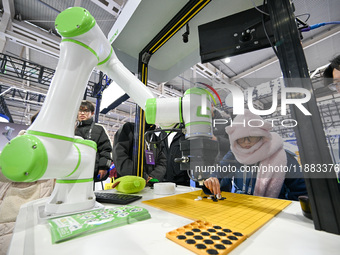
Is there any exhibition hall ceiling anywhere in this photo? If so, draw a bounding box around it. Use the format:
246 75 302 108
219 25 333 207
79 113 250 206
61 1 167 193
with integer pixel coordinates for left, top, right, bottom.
0 0 339 136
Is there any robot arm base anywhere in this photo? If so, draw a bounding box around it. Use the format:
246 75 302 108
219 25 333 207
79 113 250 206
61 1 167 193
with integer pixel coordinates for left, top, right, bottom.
43 181 96 216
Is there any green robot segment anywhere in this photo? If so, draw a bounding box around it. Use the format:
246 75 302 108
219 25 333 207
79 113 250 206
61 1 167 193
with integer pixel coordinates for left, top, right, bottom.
55 7 96 37
0 135 48 182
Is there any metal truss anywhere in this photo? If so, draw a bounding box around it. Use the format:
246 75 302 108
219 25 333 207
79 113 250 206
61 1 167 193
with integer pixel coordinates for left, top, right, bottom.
0 53 97 96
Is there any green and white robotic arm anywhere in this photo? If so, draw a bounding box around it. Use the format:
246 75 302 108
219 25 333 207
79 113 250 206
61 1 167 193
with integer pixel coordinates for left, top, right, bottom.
0 7 217 216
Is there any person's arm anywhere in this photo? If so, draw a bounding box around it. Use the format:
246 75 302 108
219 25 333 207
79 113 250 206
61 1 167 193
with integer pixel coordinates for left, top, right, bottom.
96 126 113 179
283 152 308 200
147 147 167 181
283 178 307 201
112 124 135 177
203 150 237 195
215 151 237 179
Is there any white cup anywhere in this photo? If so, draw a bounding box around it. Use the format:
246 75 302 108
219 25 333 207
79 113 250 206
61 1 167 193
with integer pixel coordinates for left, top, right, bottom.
154 182 176 195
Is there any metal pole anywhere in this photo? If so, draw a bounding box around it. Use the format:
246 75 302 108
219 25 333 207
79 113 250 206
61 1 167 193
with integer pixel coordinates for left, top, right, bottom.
267 0 340 234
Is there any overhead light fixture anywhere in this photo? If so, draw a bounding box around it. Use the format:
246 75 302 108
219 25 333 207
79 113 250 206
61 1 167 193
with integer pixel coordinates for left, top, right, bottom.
0 113 10 123
224 57 231 63
100 82 126 112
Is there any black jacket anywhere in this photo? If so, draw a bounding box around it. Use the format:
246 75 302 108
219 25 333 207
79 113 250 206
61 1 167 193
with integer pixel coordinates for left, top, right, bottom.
162 132 190 186
75 118 112 181
112 122 166 181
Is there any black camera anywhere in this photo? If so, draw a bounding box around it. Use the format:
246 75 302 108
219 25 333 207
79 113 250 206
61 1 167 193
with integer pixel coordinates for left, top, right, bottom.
182 32 189 43
182 23 190 43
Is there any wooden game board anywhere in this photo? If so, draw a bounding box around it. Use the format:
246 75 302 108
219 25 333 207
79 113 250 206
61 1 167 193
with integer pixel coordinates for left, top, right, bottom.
143 190 291 236
166 220 247 255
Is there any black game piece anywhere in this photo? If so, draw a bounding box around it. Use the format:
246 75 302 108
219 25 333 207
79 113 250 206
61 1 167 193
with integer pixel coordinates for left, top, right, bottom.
233 232 243 236
204 239 214 245
207 249 218 254
228 236 238 240
211 235 221 240
196 244 207 249
215 244 226 249
186 239 196 244
221 240 233 245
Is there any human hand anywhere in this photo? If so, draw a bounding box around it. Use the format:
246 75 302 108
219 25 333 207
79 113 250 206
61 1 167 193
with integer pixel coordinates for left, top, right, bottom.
97 170 107 180
211 135 217 141
203 177 221 196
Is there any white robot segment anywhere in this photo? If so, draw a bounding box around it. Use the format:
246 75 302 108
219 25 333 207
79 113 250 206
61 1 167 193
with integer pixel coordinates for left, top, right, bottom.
145 88 214 139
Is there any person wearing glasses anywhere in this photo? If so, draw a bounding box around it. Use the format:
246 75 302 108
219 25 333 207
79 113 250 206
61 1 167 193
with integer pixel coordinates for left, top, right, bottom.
75 100 112 184
203 110 307 201
324 55 340 92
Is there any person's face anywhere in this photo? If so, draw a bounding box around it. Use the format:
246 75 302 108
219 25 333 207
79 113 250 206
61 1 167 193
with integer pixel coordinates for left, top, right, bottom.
330 69 340 93
78 107 93 121
236 136 262 149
